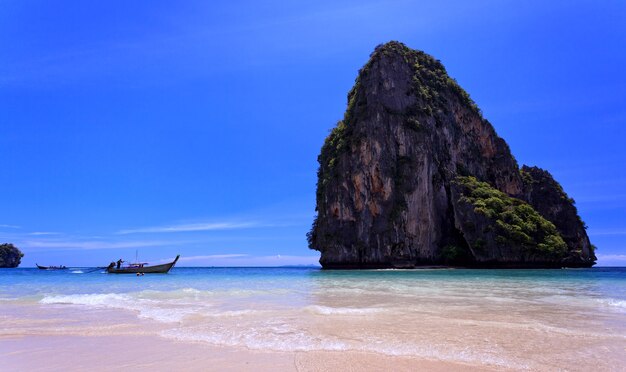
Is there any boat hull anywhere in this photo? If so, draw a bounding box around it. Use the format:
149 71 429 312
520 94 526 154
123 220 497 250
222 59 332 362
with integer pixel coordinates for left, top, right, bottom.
36 264 68 270
106 255 179 274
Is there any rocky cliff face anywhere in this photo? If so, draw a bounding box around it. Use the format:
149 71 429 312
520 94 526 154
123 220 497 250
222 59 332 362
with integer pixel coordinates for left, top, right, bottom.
0 243 24 268
308 41 595 268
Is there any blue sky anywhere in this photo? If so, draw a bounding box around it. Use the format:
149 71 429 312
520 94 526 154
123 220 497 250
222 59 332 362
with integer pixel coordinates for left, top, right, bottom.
1 0 625 266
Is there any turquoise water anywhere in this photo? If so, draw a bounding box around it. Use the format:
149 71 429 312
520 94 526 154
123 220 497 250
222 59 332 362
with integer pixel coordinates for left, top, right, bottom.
2 267 625 369
2 267 625 310
2 266 625 295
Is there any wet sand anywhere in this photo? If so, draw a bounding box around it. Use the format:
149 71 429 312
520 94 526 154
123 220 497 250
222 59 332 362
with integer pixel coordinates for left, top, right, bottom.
1 335 496 372
0 304 494 371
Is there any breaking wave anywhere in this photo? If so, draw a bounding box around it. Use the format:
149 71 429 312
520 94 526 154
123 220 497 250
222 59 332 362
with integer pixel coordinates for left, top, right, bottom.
39 293 195 323
598 298 626 312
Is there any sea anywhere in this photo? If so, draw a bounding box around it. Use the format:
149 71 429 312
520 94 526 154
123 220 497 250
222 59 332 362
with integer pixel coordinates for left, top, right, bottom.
1 267 625 370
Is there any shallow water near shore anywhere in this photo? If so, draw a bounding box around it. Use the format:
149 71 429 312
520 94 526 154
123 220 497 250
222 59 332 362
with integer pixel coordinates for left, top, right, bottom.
1 267 625 370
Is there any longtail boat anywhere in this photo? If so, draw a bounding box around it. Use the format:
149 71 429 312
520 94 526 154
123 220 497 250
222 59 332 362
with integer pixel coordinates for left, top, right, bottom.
36 264 68 270
106 255 180 274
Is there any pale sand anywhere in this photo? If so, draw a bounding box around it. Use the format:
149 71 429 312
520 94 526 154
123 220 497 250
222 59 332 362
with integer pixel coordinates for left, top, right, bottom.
0 304 495 371
0 334 496 372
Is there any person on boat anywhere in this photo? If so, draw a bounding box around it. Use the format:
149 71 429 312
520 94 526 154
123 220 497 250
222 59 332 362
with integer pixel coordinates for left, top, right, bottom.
116 259 124 269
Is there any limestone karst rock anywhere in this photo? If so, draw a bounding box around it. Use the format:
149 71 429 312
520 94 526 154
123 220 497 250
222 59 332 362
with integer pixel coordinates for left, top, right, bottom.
308 41 595 268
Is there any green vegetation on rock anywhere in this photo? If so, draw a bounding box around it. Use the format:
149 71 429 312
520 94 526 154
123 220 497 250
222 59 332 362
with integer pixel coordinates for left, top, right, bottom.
373 41 483 125
316 76 363 198
366 42 477 116
454 176 567 257
520 167 575 204
441 244 473 264
317 121 347 186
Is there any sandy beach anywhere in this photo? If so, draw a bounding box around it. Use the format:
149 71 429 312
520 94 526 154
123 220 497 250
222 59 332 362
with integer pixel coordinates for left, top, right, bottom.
0 303 493 372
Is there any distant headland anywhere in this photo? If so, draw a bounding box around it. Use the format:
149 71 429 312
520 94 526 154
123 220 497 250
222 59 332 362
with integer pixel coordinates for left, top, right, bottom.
0 243 23 268
308 41 596 269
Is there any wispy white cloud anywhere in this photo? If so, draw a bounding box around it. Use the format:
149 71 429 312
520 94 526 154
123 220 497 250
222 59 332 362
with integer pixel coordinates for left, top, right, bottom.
0 224 20 229
246 255 321 266
587 229 626 236
117 221 259 234
28 232 62 236
164 253 320 267
20 239 175 250
596 254 626 261
596 254 626 266
575 193 626 203
171 254 249 263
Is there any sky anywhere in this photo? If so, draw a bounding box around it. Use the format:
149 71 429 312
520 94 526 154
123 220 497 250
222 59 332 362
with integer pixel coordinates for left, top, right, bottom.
1 0 625 267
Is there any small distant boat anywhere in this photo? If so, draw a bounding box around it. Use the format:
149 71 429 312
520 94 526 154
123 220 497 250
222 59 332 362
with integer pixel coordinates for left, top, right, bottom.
106 255 180 274
36 264 68 270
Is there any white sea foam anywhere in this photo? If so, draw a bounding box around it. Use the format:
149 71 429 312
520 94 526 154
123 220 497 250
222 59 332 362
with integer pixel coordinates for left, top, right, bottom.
598 298 626 312
160 327 526 369
161 327 348 352
136 307 195 323
39 293 194 323
38 290 271 323
305 305 383 315
181 288 201 294
40 293 129 306
136 287 293 300
71 270 84 274
204 309 259 317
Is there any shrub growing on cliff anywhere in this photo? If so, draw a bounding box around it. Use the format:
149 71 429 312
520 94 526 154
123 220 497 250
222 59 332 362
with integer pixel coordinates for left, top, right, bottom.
316 120 347 195
454 176 567 257
441 244 473 264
